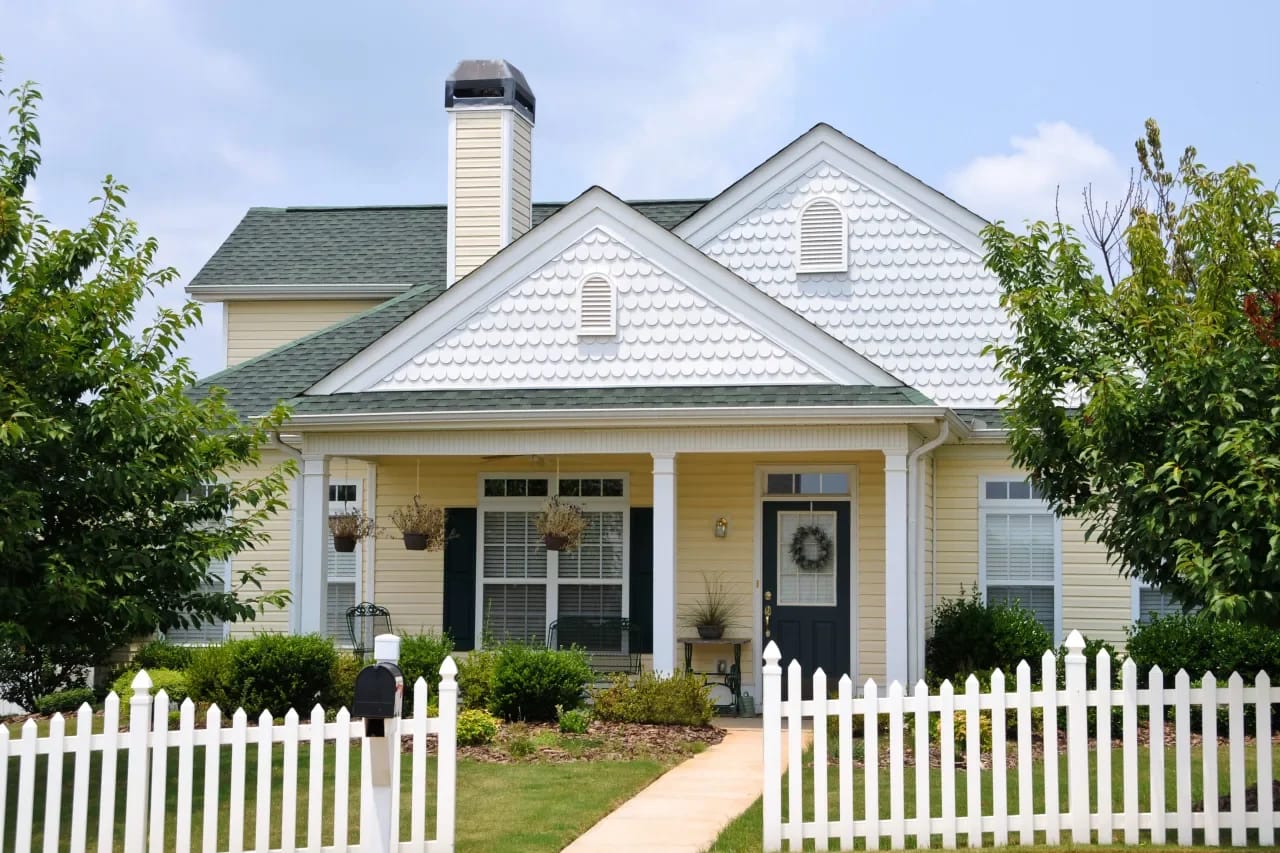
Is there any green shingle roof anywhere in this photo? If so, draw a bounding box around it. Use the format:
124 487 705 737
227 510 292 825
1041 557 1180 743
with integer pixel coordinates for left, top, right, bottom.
189 199 709 416
289 385 936 418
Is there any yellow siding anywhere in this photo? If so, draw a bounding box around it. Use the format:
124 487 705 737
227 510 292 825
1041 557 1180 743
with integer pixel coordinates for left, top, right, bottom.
454 111 504 279
226 450 294 636
511 115 533 239
932 444 1130 647
224 300 381 366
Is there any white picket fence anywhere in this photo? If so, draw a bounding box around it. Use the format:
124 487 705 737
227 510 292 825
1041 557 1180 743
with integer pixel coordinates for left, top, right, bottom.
762 631 1280 851
1 660 458 853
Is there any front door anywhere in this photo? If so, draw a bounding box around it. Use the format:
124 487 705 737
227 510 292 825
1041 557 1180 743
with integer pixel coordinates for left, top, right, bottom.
762 501 851 699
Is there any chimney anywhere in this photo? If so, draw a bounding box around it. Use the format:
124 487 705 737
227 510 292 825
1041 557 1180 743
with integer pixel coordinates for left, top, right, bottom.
445 59 535 285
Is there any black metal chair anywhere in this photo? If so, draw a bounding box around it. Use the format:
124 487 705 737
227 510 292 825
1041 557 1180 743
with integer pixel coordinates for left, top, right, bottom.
345 601 392 660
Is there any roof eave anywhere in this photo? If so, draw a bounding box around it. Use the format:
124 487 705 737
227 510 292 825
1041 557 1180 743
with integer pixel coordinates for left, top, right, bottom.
185 282 414 303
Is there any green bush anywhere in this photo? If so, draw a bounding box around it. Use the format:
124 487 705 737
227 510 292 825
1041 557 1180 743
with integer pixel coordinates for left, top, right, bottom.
457 648 499 711
185 644 236 710
111 668 190 720
591 671 714 726
926 587 1053 684
1125 613 1280 685
557 705 591 734
326 653 362 711
456 708 500 746
1055 636 1119 689
398 632 454 692
35 687 97 715
490 645 592 722
134 639 195 672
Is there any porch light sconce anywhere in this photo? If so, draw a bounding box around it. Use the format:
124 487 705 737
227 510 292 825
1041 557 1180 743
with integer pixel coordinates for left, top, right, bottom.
714 517 729 538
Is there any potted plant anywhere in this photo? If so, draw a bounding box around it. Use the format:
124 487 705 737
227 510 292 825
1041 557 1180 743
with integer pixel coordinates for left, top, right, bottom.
534 496 588 551
328 508 376 553
390 496 446 551
682 574 741 639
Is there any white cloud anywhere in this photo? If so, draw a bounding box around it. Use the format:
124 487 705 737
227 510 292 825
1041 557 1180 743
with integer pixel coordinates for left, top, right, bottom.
945 122 1128 229
587 23 815 197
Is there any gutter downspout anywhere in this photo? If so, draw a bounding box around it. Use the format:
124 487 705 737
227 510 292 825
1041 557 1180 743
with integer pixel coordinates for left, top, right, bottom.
906 420 949 683
269 432 305 634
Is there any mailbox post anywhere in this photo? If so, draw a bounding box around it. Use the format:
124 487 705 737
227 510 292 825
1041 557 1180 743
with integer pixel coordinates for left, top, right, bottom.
354 633 403 853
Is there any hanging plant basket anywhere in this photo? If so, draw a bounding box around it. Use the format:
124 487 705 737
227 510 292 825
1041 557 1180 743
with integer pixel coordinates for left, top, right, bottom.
543 533 570 551
391 496 446 552
333 534 357 553
402 532 429 551
535 496 588 553
329 508 375 554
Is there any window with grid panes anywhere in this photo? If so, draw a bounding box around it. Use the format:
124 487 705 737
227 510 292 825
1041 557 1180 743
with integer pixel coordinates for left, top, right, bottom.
166 484 230 644
981 478 1059 639
327 482 361 643
478 476 628 646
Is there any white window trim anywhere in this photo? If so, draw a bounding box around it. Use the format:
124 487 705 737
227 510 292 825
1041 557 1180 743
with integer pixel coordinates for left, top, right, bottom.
977 475 1063 643
795 196 849 274
474 472 630 649
576 274 617 338
327 477 363 647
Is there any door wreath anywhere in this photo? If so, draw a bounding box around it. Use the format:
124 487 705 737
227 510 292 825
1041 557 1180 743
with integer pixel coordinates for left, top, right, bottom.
788 524 833 571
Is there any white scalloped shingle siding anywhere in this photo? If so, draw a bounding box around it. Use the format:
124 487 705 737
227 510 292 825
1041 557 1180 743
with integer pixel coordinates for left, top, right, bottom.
372 228 827 390
700 163 1011 406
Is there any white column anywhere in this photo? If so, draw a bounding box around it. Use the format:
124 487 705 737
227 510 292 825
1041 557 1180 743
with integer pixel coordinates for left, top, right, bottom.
884 452 909 687
651 452 677 675
298 454 330 635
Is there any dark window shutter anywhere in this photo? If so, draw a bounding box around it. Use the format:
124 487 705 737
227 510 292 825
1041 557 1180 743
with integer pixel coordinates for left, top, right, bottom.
443 508 477 651
628 508 654 653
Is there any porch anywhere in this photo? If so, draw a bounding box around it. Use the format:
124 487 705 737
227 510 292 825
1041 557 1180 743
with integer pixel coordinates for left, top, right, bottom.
290 423 939 701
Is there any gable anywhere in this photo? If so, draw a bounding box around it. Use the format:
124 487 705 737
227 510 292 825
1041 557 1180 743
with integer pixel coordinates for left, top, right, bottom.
678 126 1010 407
369 228 825 390
313 189 901 396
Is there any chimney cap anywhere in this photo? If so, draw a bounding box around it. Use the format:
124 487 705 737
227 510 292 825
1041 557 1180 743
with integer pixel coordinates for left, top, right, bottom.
445 59 535 121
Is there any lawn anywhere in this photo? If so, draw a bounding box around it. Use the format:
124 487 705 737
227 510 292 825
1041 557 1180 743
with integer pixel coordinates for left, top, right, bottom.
2 717 669 853
708 740 1280 852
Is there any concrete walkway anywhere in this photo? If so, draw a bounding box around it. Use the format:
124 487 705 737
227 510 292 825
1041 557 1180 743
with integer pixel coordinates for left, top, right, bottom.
562 718 783 853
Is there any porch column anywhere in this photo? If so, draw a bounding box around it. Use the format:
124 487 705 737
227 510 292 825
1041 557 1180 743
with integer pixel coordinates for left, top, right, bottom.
884 452 909 687
652 452 677 675
297 454 330 635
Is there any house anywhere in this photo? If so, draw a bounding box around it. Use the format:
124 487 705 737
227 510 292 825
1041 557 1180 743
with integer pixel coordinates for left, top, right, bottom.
182 59 1167 701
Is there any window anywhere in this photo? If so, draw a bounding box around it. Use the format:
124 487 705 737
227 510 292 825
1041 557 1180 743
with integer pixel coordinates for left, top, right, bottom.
796 198 848 273
166 483 230 645
980 477 1060 640
327 481 361 643
1132 580 1193 623
478 475 628 646
577 275 616 337
764 472 850 496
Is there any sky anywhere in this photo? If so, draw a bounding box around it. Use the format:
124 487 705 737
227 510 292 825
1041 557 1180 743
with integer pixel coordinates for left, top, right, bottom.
2 0 1277 379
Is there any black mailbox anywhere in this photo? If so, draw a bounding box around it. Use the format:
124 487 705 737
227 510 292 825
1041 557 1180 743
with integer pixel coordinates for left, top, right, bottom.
354 661 403 737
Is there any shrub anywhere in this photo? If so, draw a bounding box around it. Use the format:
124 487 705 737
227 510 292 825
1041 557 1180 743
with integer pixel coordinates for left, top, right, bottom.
457 648 499 710
111 668 190 720
456 709 499 746
398 632 454 692
490 645 592 722
926 587 1052 684
134 639 195 672
557 705 591 734
35 687 97 715
326 653 362 711
1125 613 1280 685
185 644 236 710
226 634 337 716
591 671 714 726
1055 636 1119 689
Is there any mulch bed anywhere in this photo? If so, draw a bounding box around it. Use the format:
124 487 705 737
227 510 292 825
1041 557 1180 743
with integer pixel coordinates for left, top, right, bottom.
401 720 725 764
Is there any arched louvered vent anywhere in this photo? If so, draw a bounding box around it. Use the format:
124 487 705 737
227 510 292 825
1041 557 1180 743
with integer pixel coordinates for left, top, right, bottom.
797 198 848 273
577 275 616 337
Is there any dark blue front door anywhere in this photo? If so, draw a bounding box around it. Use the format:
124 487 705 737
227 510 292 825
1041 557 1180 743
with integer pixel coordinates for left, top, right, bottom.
762 501 851 699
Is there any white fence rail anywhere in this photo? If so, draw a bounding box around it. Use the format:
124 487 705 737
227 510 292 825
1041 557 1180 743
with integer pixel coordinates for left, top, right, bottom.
763 631 1279 851
1 659 458 853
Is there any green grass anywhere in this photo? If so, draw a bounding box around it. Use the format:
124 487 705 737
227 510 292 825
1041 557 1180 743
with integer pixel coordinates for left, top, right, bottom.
708 741 1280 852
2 726 668 853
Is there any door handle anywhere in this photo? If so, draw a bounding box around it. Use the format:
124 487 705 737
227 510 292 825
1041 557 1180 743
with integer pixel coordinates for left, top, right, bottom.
763 605 772 638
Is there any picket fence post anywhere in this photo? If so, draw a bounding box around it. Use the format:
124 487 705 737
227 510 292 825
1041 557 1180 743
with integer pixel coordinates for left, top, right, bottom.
1063 630 1090 844
761 641 782 852
122 669 153 853
438 655 459 849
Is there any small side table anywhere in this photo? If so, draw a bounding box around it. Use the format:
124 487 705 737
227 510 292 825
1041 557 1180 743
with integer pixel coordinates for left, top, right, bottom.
678 636 752 715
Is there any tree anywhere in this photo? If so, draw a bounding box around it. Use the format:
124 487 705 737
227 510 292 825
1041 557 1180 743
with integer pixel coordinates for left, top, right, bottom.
0 62 294 707
983 120 1280 627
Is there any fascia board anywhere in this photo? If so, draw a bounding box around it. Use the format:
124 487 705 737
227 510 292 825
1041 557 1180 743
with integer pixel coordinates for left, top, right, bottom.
286 404 953 430
675 125 990 256
185 283 412 302
310 188 899 394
